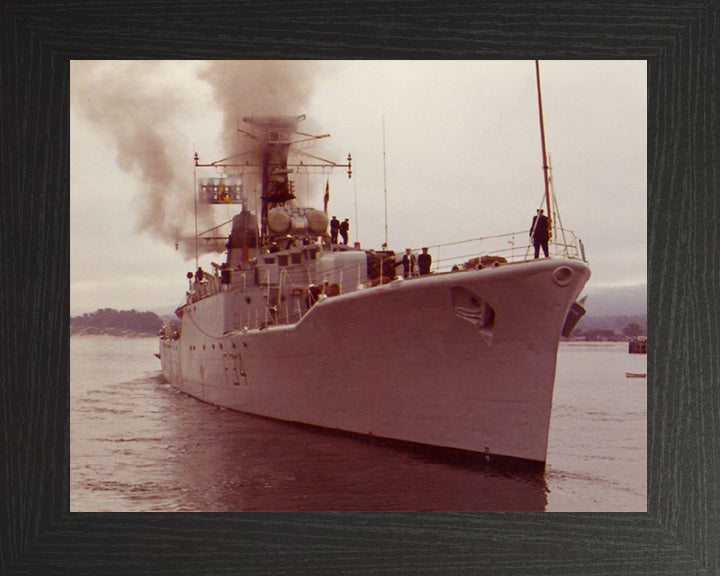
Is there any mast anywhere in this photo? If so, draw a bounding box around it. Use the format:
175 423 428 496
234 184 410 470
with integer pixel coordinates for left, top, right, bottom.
193 151 199 269
535 60 552 238
382 116 388 248
353 174 359 244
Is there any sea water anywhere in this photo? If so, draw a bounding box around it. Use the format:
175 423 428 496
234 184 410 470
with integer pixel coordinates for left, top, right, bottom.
70 337 646 512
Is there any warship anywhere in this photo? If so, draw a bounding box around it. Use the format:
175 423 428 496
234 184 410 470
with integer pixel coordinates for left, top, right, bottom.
159 68 590 465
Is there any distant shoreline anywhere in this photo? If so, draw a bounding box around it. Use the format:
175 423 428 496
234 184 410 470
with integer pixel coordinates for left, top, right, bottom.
70 327 157 338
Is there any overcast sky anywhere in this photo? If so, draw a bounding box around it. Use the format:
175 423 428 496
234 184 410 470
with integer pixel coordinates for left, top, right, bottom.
70 60 646 315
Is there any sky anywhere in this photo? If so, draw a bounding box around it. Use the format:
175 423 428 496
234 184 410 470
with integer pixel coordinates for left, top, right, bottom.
70 60 646 316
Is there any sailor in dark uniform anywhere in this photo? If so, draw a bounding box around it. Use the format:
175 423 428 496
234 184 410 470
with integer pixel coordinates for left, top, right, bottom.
339 218 350 245
530 209 550 258
401 248 416 278
417 247 432 275
330 216 340 244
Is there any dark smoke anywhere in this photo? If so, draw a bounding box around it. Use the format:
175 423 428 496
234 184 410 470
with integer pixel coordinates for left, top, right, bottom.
71 61 322 259
198 61 323 216
199 60 319 155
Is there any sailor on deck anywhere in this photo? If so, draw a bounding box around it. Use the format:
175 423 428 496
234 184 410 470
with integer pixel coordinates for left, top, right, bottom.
530 209 549 259
339 218 350 245
330 216 340 244
418 247 432 275
401 248 416 278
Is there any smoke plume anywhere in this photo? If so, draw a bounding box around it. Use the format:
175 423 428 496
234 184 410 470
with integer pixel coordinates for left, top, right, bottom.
71 61 321 259
200 60 319 155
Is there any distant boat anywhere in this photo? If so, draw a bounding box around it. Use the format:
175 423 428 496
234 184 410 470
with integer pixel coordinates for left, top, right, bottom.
628 337 647 354
158 64 591 466
625 372 647 379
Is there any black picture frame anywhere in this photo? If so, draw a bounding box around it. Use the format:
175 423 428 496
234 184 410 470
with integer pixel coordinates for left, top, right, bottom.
2 1 717 574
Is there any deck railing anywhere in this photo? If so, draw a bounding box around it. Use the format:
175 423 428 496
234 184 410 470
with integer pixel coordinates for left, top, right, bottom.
179 227 586 329
309 227 585 282
430 227 585 273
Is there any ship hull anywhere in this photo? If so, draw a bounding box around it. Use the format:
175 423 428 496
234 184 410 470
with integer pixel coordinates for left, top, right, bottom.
160 258 589 463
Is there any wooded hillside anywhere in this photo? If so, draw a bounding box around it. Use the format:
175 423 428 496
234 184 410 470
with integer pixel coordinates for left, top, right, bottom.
70 308 162 335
